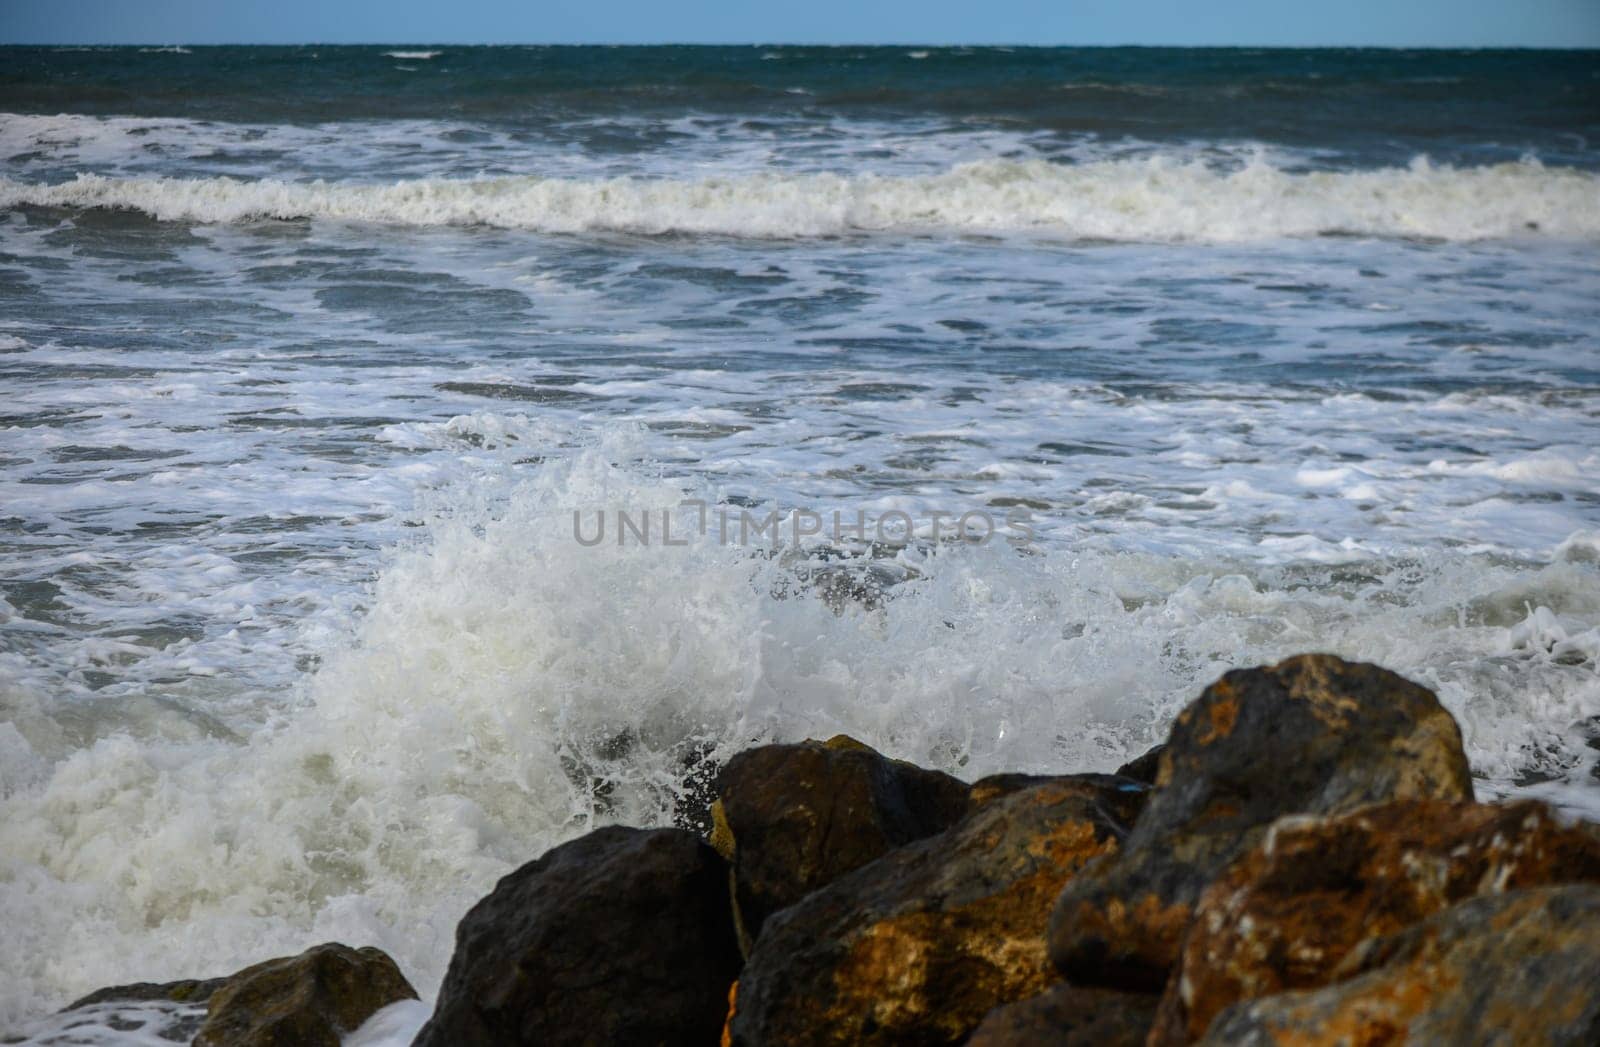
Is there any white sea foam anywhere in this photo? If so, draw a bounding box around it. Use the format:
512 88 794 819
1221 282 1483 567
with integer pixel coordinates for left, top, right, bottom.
382 50 441 59
4 156 1597 241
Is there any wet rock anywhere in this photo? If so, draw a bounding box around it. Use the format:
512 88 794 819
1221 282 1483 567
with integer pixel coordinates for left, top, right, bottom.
192 943 417 1047
711 735 970 950
1152 798 1600 1043
53 978 227 1044
415 826 741 1047
969 772 1092 808
671 738 724 836
726 775 1147 1046
966 983 1157 1047
1049 654 1472 990
64 978 227 1010
1199 885 1600 1046
1115 742 1166 785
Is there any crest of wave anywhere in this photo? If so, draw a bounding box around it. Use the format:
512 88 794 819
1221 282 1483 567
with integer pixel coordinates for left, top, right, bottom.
3 155 1597 241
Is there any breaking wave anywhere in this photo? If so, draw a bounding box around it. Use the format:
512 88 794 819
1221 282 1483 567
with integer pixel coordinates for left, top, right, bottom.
5 157 1598 241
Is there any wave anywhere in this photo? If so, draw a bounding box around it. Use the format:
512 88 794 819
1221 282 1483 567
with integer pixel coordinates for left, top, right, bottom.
4 157 1597 241
383 50 441 59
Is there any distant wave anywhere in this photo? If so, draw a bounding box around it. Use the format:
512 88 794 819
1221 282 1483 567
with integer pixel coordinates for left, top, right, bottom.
4 158 1597 242
383 50 441 59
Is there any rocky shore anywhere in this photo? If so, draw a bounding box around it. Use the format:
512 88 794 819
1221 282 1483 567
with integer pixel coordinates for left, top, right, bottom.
52 654 1600 1045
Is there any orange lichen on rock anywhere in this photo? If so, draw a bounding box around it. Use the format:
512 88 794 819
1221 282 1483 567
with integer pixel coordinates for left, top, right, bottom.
1050 654 1473 991
1153 798 1600 1042
1197 886 1600 1046
727 775 1146 1046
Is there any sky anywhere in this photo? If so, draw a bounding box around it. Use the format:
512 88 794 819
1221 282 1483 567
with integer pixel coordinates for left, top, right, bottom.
2 0 1598 47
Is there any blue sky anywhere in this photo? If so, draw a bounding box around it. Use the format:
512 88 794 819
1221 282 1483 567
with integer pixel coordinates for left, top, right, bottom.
2 0 1598 47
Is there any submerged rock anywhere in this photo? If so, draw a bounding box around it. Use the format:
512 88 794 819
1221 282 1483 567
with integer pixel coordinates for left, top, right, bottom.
711 735 970 951
415 826 741 1047
1049 654 1472 990
966 983 1157 1047
1199 885 1600 1046
1152 798 1600 1043
53 978 227 1044
54 945 412 1047
727 774 1147 1046
192 943 416 1047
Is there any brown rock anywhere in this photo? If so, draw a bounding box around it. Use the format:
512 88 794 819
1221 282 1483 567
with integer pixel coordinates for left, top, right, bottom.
712 734 971 951
726 774 1148 1046
1152 799 1600 1043
64 978 227 1009
967 983 1157 1046
1198 885 1600 1045
1049 654 1472 991
192 943 417 1047
967 772 1071 807
414 826 742 1047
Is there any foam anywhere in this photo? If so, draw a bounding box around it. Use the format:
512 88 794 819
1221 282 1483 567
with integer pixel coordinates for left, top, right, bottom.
4 156 1597 241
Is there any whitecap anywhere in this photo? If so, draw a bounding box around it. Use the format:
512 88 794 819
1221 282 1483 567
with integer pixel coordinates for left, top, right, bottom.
4 156 1596 243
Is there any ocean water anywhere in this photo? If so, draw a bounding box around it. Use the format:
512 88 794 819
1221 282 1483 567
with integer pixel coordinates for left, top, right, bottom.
1 45 1599 1040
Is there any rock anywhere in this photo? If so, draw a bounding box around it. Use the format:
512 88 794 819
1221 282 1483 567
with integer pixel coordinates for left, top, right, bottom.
64 977 227 1010
671 738 724 836
967 772 1069 807
726 774 1148 1046
1115 742 1166 785
55 978 228 1044
52 947 411 1047
1152 798 1600 1043
192 943 417 1047
711 735 970 951
414 826 742 1047
1198 885 1600 1046
1049 654 1472 990
967 983 1158 1046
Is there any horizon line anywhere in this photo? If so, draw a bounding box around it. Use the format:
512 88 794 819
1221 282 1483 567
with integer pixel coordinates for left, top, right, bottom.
6 40 1600 50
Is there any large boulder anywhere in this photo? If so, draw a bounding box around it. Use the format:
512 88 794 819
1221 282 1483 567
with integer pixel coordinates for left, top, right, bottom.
711 735 970 951
1199 885 1600 1045
966 983 1158 1047
414 826 742 1047
1151 798 1600 1043
726 774 1148 1046
192 943 417 1047
1049 654 1472 990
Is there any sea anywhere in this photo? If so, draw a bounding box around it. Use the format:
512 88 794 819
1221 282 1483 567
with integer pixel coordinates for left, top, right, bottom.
1 44 1598 1041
